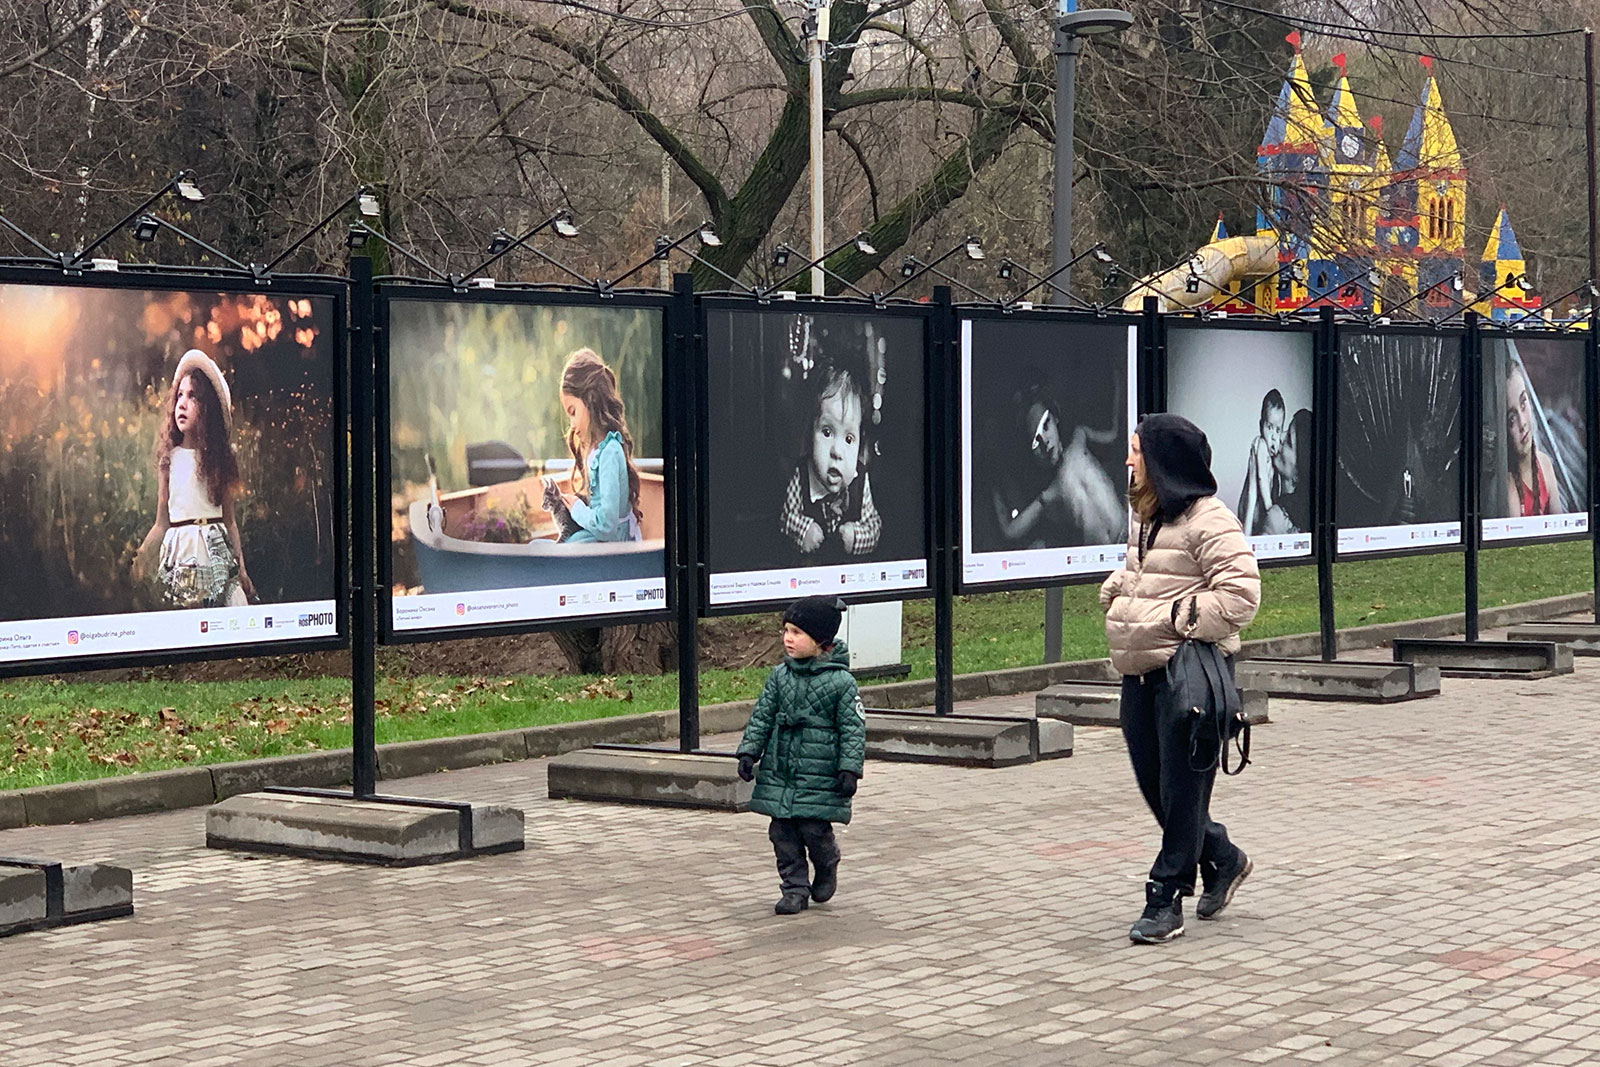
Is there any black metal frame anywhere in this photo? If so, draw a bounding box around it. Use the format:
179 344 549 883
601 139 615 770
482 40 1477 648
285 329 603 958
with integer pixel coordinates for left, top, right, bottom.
1329 319 1472 564
0 263 351 681
1469 324 1594 551
1156 313 1323 573
693 294 940 616
372 282 680 644
950 301 1145 596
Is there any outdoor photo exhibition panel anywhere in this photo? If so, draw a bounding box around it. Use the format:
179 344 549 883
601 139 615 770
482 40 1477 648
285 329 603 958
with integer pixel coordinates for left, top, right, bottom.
1164 322 1316 562
702 303 931 609
1335 328 1465 557
1479 332 1590 544
380 289 672 636
0 269 346 674
959 314 1137 588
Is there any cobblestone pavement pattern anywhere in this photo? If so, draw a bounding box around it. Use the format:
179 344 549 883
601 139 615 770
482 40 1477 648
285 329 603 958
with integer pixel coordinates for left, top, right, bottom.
1 653 1598 1066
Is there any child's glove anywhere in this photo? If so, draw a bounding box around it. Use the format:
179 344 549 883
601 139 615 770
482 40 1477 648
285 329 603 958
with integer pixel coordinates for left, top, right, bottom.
737 754 756 782
835 769 858 797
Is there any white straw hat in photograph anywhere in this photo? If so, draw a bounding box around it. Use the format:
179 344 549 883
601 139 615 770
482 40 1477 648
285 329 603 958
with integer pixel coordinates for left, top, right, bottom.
172 349 233 431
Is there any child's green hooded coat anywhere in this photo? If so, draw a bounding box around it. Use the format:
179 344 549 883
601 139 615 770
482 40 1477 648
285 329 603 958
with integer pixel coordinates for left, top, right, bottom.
737 641 866 823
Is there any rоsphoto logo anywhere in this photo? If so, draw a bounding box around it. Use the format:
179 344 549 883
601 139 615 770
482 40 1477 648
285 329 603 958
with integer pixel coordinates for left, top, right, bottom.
298 612 335 628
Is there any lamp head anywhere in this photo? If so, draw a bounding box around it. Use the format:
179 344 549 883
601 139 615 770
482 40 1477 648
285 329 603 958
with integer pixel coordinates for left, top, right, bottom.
996 259 1015 281
1089 243 1114 264
346 224 370 250
553 214 579 239
173 172 205 203
899 258 918 279
853 232 876 256
697 223 722 248
487 229 514 256
356 189 381 217
772 244 791 268
963 236 985 261
132 215 160 243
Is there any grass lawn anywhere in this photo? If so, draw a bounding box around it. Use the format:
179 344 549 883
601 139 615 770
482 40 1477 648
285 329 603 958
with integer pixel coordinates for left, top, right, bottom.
1 540 1592 791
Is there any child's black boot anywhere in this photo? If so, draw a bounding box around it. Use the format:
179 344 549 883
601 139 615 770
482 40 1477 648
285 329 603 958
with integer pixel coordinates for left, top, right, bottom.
774 891 809 915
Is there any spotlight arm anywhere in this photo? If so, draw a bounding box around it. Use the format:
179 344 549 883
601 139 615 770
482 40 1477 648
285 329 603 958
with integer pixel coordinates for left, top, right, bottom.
878 240 977 300
71 171 199 267
0 212 62 264
1502 279 1596 330
1004 246 1103 308
256 186 378 276
461 212 582 281
135 215 252 272
608 225 755 294
348 223 454 285
768 233 874 296
1381 272 1464 320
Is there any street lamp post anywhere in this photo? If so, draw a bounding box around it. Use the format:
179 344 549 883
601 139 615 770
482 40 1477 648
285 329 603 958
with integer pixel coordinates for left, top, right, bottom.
1044 0 1131 662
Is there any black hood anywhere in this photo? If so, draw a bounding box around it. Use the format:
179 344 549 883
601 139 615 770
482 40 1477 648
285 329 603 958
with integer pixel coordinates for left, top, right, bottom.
1136 413 1217 521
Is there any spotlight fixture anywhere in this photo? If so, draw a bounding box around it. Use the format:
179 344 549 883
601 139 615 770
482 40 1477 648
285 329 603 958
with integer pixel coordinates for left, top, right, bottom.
174 173 205 203
1090 244 1114 265
772 244 792 268
654 235 673 254
487 229 514 256
853 232 876 256
900 259 918 279
963 236 985 261
1450 272 1464 292
698 224 722 247
356 190 381 217
1184 273 1201 294
346 224 370 250
1515 274 1533 293
132 215 160 243
1102 268 1121 289
553 214 580 239
997 259 1015 281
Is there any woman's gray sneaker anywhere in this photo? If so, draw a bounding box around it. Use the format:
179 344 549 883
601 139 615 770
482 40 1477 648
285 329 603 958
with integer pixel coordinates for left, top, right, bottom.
1128 882 1185 944
1196 852 1252 920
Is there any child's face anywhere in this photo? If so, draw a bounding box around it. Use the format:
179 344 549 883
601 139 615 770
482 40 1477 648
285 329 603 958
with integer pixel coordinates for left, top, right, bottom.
174 375 202 441
1260 405 1285 456
1506 369 1533 459
561 392 591 444
808 387 863 495
782 622 822 660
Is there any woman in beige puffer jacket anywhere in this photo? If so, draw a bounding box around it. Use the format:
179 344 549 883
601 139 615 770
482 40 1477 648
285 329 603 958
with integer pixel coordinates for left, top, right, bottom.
1100 414 1260 945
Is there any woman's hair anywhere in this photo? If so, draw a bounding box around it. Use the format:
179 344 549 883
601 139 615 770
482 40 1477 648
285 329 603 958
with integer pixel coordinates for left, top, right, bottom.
561 348 642 520
1259 388 1286 429
156 370 239 506
1128 468 1160 523
1505 360 1538 475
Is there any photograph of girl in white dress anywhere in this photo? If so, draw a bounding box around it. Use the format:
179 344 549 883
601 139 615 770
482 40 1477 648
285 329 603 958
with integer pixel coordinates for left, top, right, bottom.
0 283 338 624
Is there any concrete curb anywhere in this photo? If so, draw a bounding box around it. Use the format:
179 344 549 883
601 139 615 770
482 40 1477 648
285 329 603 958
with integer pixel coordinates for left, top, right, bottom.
1 590 1589 830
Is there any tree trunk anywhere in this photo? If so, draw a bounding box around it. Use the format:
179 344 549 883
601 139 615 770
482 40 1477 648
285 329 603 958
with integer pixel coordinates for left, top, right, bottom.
550 623 677 675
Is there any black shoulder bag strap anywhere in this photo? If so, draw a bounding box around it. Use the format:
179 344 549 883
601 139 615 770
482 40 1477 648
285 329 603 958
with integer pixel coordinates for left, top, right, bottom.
1196 646 1250 776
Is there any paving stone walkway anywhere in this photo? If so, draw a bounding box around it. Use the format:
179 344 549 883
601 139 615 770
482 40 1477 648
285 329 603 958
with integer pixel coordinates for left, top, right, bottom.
1 652 1598 1066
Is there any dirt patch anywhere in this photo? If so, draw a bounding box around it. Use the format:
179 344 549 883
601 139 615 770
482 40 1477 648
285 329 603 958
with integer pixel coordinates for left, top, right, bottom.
58 612 789 684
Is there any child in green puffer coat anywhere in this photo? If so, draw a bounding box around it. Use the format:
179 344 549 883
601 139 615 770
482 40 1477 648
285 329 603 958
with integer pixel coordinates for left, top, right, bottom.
737 596 867 915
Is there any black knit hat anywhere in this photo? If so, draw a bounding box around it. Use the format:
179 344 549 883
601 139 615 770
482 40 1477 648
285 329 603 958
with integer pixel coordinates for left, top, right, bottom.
782 596 846 647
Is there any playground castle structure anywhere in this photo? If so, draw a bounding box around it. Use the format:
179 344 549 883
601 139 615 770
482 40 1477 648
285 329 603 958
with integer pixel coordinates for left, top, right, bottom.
1127 37 1555 324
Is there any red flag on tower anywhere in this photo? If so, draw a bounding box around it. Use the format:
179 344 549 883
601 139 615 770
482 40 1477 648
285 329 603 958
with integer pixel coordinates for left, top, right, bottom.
1286 30 1301 52
1419 55 1435 71
1332 52 1347 72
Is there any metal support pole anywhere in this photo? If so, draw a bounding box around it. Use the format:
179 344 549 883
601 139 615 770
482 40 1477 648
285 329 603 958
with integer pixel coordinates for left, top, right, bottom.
672 272 701 751
1043 27 1081 664
808 1 829 296
349 255 378 797
1462 312 1481 643
1316 306 1338 662
932 286 955 715
1586 30 1600 624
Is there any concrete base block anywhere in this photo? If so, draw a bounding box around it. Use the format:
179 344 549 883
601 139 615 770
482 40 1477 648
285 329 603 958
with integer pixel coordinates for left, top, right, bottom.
866 712 1036 767
1236 658 1441 703
547 749 752 811
930 704 1073 760
1505 622 1600 655
0 860 133 938
61 864 134 919
1036 682 1270 726
1392 638 1574 679
0 868 46 930
206 793 525 866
